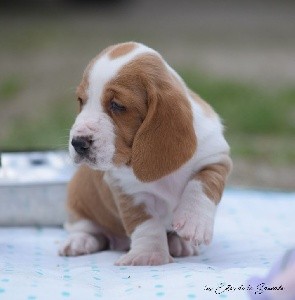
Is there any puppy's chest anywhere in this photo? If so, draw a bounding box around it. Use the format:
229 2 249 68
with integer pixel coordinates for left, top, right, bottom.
147 179 184 205
106 167 188 208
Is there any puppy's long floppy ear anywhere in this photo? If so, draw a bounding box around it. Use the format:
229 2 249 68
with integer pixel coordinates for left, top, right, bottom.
131 57 197 182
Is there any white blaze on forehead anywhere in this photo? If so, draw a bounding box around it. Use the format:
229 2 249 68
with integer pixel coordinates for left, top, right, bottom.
87 43 158 106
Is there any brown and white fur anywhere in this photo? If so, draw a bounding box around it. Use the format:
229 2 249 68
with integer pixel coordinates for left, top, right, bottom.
58 42 232 266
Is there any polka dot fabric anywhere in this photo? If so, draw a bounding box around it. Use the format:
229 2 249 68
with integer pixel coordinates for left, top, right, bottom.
0 189 294 300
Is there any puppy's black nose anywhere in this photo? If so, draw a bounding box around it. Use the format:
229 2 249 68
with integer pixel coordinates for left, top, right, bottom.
71 136 92 156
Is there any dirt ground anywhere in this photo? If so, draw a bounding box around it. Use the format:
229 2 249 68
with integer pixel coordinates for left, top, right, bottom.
0 0 294 190
228 159 295 191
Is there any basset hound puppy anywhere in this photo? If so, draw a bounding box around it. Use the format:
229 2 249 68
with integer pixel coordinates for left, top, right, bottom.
59 42 232 265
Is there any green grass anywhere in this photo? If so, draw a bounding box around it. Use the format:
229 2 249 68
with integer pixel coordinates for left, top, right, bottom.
0 75 25 102
1 71 295 165
181 71 295 135
2 95 76 151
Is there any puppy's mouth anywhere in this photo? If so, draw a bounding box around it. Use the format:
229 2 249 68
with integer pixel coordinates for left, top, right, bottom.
70 140 114 171
73 151 96 166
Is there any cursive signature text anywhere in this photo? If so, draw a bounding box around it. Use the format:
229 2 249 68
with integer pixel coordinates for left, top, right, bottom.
204 283 284 295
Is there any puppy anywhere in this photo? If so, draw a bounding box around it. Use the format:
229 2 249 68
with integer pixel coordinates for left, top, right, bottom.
59 42 232 265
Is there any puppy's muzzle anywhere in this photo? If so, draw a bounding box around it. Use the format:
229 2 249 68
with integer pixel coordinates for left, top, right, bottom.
71 136 92 156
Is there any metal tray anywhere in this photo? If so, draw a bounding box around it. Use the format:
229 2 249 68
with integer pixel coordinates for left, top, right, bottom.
0 151 76 226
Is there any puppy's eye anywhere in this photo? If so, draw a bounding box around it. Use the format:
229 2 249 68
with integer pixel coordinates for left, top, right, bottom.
110 100 126 112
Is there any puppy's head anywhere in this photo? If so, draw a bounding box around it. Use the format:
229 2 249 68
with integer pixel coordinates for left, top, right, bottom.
70 42 196 182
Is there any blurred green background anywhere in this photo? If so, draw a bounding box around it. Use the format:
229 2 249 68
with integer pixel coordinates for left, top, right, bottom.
0 0 294 189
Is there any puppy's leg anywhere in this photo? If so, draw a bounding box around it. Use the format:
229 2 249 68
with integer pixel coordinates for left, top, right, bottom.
168 232 198 257
59 219 108 256
173 159 231 246
114 194 172 266
115 218 172 266
59 166 126 256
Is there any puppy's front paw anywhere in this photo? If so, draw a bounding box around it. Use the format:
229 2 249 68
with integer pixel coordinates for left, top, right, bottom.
172 183 216 246
115 250 173 266
172 203 215 246
58 232 102 256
